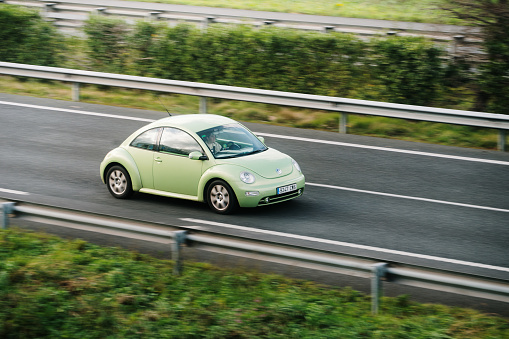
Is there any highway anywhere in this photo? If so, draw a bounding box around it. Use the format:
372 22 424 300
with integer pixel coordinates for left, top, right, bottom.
1 93 508 283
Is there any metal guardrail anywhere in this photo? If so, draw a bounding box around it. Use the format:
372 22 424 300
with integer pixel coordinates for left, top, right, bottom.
1 61 508 151
2 201 509 314
3 0 481 40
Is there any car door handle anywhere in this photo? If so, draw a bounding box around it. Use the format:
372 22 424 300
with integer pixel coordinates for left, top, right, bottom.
154 157 162 163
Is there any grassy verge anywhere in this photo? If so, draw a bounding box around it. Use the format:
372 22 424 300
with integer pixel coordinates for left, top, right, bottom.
0 75 501 150
1 228 507 338
134 0 461 24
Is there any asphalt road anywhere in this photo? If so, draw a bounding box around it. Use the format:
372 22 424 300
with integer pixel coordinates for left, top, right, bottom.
1 93 508 281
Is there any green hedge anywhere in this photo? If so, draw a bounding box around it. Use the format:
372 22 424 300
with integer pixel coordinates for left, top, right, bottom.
478 29 509 114
84 17 449 106
0 5 64 66
0 6 467 108
369 37 445 106
83 15 130 73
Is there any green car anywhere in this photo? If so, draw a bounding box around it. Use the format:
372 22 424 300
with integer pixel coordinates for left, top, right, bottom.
100 114 305 214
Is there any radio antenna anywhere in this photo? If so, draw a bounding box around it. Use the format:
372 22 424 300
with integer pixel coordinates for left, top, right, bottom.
158 95 172 116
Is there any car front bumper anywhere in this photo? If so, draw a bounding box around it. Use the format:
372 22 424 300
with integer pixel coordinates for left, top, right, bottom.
235 174 305 208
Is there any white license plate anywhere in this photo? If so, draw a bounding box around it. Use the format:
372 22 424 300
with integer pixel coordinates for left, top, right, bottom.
277 183 297 195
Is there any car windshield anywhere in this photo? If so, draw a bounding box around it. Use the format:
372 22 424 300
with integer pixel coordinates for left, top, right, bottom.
197 123 268 159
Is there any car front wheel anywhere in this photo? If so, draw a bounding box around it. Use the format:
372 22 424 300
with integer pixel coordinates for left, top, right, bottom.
206 180 238 214
106 165 133 199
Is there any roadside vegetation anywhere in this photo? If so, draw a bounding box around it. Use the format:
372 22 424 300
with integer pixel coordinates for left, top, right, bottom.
1 228 508 338
0 3 506 151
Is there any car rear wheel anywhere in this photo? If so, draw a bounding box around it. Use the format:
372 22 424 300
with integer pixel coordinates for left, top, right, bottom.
207 180 238 214
106 165 133 199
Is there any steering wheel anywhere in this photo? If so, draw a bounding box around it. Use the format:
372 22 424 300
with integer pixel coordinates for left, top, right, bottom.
225 142 241 150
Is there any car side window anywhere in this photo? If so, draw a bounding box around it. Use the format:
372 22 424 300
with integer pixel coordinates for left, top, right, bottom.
130 128 160 150
159 127 202 156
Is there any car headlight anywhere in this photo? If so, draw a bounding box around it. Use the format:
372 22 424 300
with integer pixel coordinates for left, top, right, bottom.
292 159 302 173
240 171 256 184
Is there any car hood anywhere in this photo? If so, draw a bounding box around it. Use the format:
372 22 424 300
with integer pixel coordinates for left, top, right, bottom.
220 148 294 179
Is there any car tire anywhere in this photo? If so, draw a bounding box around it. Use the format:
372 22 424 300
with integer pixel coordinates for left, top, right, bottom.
106 165 133 199
206 180 238 214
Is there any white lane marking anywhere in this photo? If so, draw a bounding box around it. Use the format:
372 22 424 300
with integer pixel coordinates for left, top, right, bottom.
3 99 509 165
255 132 509 166
181 218 509 273
307 182 509 213
0 100 155 122
0 188 29 195
1 99 508 165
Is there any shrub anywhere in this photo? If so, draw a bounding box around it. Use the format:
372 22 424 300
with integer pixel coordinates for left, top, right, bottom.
83 15 130 73
85 19 447 106
369 36 446 105
0 5 64 66
75 15 459 108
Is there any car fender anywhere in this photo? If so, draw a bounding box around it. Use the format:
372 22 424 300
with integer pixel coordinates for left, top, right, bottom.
100 147 143 192
197 164 247 202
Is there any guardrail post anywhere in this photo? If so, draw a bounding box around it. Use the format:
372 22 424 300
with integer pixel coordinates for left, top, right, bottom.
43 2 56 14
148 12 161 21
94 7 107 15
1 202 16 229
171 230 188 275
339 113 348 134
202 17 215 30
200 97 208 114
499 130 507 152
72 83 80 102
371 262 388 314
453 35 465 57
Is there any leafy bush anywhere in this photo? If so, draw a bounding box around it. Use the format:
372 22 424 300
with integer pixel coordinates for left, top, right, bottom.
369 36 445 105
0 5 65 66
84 17 448 106
441 0 509 114
127 23 368 97
83 15 130 73
480 39 509 114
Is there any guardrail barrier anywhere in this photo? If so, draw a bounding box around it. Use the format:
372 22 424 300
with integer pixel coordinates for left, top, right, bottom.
3 0 480 40
1 61 508 151
2 201 509 315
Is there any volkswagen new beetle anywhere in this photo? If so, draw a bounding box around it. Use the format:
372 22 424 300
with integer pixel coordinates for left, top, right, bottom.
100 114 305 214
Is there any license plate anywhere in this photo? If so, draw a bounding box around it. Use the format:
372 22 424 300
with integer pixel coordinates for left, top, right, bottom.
277 183 297 194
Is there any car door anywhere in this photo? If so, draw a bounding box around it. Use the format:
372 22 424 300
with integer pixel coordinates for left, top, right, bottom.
128 127 161 189
153 127 204 197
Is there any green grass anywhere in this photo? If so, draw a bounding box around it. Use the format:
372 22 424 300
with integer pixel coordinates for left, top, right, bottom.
1 228 508 338
134 0 461 24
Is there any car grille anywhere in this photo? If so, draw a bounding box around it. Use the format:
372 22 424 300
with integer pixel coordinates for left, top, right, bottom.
258 188 304 206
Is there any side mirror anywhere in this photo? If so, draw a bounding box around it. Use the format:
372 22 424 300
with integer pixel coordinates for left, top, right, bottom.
257 136 265 144
189 151 207 160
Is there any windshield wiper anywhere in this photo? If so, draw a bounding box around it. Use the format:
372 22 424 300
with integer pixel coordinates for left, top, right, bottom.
216 148 267 159
250 148 267 155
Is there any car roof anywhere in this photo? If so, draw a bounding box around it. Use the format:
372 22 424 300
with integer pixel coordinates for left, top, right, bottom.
149 114 237 133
